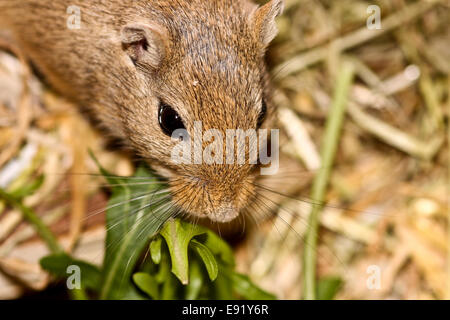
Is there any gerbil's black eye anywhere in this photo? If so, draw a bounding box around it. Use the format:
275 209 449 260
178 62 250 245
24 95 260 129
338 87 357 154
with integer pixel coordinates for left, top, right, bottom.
158 102 186 137
257 99 267 128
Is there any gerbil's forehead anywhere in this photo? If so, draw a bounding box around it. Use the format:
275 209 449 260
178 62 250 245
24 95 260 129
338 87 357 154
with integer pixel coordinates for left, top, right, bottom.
158 60 262 131
154 5 264 128
152 0 267 128
160 41 263 124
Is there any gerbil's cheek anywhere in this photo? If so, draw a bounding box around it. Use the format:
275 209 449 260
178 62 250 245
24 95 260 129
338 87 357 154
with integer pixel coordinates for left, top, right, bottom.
150 164 176 180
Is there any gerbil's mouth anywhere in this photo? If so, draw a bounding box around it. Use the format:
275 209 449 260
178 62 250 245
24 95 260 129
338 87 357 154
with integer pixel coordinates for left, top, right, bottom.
204 205 240 223
169 176 255 224
177 202 241 223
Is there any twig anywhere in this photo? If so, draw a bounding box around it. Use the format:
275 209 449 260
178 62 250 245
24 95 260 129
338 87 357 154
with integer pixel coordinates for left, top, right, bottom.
420 72 444 133
273 0 440 78
447 85 450 299
302 62 354 300
278 106 321 170
0 206 67 257
0 188 62 253
0 39 33 168
347 102 444 160
64 116 88 251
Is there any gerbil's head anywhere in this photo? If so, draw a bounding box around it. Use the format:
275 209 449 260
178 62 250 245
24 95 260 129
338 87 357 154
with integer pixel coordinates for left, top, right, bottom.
117 0 283 223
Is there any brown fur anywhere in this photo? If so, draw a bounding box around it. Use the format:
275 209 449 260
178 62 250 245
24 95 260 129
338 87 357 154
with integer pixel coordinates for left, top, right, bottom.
0 0 284 222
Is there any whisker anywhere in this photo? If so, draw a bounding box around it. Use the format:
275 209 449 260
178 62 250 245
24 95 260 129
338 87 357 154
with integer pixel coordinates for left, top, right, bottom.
117 203 178 289
83 188 171 221
253 182 393 218
92 192 174 265
103 199 175 263
49 172 168 180
105 194 172 232
257 193 349 272
250 192 289 240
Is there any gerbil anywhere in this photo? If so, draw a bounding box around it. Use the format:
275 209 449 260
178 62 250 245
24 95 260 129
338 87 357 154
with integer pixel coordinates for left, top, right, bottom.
0 0 284 223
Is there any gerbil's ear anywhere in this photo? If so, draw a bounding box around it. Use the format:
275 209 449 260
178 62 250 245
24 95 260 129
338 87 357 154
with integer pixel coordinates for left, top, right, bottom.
121 23 167 68
251 0 284 47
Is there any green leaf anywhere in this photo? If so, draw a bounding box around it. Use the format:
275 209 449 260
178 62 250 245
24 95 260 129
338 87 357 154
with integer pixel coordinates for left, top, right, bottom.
316 276 343 300
203 230 235 266
88 150 122 186
213 271 234 300
40 253 101 290
155 250 171 284
133 272 159 299
190 240 218 281
98 165 173 299
223 268 276 300
161 271 180 300
150 236 162 264
185 259 203 300
11 175 44 199
160 219 206 285
69 288 89 300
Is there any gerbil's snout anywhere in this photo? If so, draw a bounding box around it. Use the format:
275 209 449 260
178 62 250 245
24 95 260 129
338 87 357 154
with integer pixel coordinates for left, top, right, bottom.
170 173 255 223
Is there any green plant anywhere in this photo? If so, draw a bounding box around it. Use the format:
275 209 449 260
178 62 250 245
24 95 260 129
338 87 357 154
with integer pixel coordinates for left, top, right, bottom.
40 160 274 300
302 63 354 300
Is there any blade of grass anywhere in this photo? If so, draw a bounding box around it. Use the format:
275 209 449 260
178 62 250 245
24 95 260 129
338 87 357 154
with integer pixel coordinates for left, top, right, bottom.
0 187 62 253
302 62 354 300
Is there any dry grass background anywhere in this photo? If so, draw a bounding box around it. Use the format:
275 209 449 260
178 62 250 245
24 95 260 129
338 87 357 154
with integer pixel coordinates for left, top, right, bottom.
0 0 449 299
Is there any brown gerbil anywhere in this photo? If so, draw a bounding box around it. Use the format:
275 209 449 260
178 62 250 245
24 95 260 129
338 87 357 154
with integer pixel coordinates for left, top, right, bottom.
0 0 284 223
